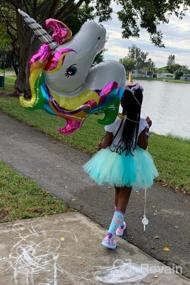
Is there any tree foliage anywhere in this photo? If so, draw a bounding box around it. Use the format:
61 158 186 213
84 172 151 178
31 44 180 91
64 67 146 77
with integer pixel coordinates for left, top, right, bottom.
158 54 190 78
120 45 155 74
0 0 190 94
0 2 16 49
119 57 135 73
116 0 189 47
128 45 148 71
0 2 18 73
166 54 190 76
174 65 190 79
95 0 190 46
167 54 175 68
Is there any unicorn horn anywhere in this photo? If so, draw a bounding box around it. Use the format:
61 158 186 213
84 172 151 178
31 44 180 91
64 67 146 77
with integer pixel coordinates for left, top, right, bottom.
128 71 133 85
18 9 58 50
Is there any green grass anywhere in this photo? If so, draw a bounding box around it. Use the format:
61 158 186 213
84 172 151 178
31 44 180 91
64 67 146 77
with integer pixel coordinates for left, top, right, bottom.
0 75 16 92
0 160 69 222
0 96 190 193
0 95 104 153
149 134 190 192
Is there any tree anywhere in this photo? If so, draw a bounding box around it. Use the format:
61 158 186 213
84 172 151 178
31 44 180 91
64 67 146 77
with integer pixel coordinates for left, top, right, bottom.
167 54 175 69
0 3 18 74
120 46 155 75
175 69 183 80
128 45 148 71
1 0 190 94
167 63 181 74
144 58 155 73
94 51 104 65
119 57 135 73
175 65 190 79
166 55 189 74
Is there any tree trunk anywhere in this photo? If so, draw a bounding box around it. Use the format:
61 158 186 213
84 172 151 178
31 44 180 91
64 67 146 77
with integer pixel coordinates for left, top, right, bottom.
14 8 33 96
14 41 29 93
10 45 19 76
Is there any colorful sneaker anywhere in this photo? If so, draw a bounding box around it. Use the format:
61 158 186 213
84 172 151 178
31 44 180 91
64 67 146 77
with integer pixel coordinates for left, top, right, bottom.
116 221 127 237
101 233 117 249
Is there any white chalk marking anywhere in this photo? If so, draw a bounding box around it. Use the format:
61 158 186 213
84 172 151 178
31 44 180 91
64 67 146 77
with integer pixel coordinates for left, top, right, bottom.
0 224 88 285
95 259 159 283
0 223 161 285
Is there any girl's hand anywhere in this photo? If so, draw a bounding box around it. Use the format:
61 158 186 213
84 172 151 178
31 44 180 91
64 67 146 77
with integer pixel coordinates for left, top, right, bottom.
97 132 113 150
146 116 152 128
137 127 149 150
97 142 102 150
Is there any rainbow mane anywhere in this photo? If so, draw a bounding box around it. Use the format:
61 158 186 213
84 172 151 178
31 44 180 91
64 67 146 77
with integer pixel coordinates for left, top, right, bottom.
19 14 125 135
22 59 124 134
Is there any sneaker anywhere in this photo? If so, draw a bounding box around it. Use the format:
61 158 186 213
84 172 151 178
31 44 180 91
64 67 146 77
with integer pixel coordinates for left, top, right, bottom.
101 233 117 249
116 221 127 237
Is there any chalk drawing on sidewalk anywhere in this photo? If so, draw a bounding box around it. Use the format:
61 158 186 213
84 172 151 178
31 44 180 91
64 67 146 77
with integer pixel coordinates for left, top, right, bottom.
94 259 159 284
0 222 162 285
4 222 81 285
9 237 62 285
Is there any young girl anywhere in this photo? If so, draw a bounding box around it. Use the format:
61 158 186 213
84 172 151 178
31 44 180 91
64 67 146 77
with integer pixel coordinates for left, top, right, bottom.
83 83 158 249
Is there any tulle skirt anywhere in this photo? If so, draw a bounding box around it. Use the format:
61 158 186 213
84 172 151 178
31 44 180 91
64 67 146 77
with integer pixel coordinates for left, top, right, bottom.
83 147 158 191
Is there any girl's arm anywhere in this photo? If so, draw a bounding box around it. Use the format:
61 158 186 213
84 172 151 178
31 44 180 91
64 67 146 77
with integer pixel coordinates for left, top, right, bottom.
98 132 113 150
137 127 149 150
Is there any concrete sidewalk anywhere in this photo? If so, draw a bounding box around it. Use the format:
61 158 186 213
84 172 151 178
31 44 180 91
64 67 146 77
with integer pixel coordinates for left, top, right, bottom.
0 112 190 279
0 212 189 285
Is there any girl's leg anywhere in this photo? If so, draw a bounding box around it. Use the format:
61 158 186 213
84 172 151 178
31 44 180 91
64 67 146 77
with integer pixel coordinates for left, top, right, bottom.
106 187 132 235
115 186 132 213
102 186 132 249
115 187 120 208
115 186 132 236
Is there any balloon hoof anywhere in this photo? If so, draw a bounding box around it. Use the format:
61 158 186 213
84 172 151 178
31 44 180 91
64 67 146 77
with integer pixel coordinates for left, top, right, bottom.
58 127 74 135
58 120 82 135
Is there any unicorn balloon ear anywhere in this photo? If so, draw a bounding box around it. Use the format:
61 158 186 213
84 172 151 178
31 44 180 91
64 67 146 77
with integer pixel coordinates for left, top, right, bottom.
45 19 72 45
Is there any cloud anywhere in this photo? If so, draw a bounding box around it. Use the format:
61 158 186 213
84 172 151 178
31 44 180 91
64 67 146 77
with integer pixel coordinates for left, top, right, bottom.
105 45 127 57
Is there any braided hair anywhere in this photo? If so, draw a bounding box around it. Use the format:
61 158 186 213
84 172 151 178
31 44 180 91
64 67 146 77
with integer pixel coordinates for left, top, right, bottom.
120 85 143 154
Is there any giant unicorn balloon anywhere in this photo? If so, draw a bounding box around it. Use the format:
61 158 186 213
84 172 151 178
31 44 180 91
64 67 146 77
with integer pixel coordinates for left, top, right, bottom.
18 9 126 135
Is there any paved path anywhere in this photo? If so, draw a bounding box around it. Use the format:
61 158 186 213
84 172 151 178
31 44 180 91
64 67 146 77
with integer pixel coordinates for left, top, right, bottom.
0 112 190 278
0 212 189 285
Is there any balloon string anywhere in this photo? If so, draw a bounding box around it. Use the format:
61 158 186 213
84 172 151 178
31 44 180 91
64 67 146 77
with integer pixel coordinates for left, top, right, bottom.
144 188 147 218
143 188 148 232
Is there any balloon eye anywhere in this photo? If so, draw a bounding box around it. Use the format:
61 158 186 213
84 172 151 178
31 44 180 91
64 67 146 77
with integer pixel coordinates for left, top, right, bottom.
98 36 101 40
65 64 77 77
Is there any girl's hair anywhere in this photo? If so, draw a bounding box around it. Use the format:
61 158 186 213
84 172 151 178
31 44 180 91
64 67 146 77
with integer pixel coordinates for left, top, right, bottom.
120 86 143 154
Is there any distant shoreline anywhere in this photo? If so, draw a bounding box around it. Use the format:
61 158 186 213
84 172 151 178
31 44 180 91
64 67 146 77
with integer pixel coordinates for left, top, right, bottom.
134 77 190 84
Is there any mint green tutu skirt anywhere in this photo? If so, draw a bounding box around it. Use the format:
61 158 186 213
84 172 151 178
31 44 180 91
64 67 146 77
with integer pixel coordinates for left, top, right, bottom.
83 147 158 190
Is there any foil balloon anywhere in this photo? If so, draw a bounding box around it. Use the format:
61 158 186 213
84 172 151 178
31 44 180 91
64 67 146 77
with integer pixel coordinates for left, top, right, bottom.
18 9 126 135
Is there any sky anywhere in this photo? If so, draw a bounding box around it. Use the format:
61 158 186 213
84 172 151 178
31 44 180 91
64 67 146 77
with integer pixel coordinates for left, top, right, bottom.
102 3 190 67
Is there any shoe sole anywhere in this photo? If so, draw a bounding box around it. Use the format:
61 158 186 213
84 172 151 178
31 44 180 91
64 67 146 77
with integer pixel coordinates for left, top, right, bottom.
101 241 117 250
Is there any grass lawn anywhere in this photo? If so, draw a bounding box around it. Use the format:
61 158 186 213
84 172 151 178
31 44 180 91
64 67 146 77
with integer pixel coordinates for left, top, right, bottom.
0 160 69 222
0 75 16 93
0 96 190 193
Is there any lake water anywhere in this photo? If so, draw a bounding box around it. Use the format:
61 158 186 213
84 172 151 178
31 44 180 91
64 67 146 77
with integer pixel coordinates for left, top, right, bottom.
137 80 190 140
